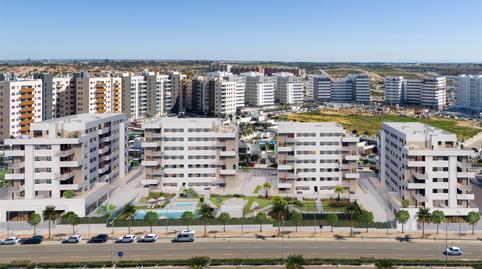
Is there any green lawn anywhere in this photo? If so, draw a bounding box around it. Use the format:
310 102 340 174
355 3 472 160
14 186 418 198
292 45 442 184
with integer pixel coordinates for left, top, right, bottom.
253 185 262 195
275 111 480 140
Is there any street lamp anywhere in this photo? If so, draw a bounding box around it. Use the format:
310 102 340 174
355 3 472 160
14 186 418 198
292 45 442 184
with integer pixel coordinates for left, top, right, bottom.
6 211 9 235
445 221 448 264
456 210 462 239
386 209 389 239
281 216 285 261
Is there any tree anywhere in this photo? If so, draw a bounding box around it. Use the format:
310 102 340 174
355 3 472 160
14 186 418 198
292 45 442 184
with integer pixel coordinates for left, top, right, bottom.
334 185 344 201
290 212 303 232
359 210 374 233
375 259 393 269
395 210 410 234
325 214 338 233
181 211 195 230
430 210 445 235
286 254 305 269
262 182 272 199
196 203 214 237
62 190 76 198
270 196 288 237
122 204 137 234
416 207 431 238
143 211 159 233
401 199 410 208
187 256 210 269
344 201 363 237
42 205 58 239
218 212 231 232
255 212 268 232
96 203 116 221
63 212 80 235
27 213 41 235
467 211 480 235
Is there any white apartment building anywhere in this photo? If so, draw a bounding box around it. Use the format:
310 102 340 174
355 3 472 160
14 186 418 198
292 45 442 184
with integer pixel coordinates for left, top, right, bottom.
0 113 128 222
421 77 447 110
273 72 303 105
379 122 478 230
76 76 122 114
387 77 447 109
242 72 275 106
308 75 332 102
277 122 359 197
207 72 237 117
454 75 482 112
384 76 404 105
235 75 246 108
141 117 237 193
403 79 423 105
0 80 43 141
52 77 76 118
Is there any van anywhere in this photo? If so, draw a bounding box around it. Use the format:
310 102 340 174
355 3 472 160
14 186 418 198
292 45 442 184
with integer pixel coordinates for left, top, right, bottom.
172 230 195 242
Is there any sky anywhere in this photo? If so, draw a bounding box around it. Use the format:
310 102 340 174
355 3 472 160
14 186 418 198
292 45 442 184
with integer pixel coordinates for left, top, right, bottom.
0 0 481 62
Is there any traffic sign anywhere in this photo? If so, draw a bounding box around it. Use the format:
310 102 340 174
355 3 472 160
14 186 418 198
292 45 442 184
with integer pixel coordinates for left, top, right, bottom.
117 251 124 257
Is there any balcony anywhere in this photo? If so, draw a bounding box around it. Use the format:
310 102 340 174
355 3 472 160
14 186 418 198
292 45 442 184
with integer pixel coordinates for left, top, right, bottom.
19 87 34 93
98 145 110 155
142 141 161 148
413 194 427 202
344 173 359 179
407 160 424 167
142 160 161 167
20 126 30 133
95 83 106 88
20 106 34 113
278 164 293 171
20 100 35 106
344 155 359 161
141 179 159 185
412 172 427 180
5 150 24 157
56 149 75 157
55 171 75 181
60 160 83 167
99 136 110 143
20 113 34 119
219 150 236 157
407 182 425 189
278 146 293 152
20 94 35 99
96 103 106 109
286 173 298 179
98 165 110 174
220 169 236 175
96 93 106 98
20 119 34 126
5 173 25 180
457 172 474 179
457 193 475 200
96 109 106 113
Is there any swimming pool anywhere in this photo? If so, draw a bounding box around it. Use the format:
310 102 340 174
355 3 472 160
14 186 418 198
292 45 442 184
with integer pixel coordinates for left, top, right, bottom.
135 209 194 220
173 201 197 207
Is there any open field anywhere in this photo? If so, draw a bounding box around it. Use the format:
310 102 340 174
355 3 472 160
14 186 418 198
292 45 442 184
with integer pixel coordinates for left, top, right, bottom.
274 110 480 140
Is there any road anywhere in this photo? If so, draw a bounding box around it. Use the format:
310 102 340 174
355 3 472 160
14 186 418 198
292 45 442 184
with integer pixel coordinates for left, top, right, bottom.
1 239 481 262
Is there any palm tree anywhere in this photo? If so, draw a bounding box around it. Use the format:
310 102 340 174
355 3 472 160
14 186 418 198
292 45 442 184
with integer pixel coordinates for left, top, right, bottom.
359 210 374 233
143 211 159 233
467 211 480 235
123 204 137 234
187 256 210 269
270 196 288 237
255 212 268 232
375 259 393 269
27 213 41 235
344 201 363 237
181 211 195 230
290 211 302 232
416 207 431 238
96 203 116 221
395 210 410 234
63 212 80 235
430 210 445 235
334 185 344 201
325 214 338 233
285 254 305 269
262 182 272 199
42 205 58 239
217 212 230 233
196 203 214 237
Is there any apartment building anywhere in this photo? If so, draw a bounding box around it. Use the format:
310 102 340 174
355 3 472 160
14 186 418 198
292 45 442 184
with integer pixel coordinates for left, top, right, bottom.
330 74 370 103
273 72 303 105
191 76 209 114
403 79 423 105
385 76 447 109
141 117 237 193
234 75 246 108
169 71 187 113
0 80 43 141
379 122 478 230
308 75 332 102
384 76 404 105
242 72 275 106
454 75 482 112
421 77 447 110
76 76 122 114
277 122 359 197
0 113 128 221
206 72 237 117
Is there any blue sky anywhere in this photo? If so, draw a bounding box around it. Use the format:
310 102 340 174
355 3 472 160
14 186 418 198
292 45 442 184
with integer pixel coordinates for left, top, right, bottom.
1 0 481 62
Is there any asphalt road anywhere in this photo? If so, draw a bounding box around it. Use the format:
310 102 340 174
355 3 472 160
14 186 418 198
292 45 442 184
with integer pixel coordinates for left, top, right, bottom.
1 239 481 262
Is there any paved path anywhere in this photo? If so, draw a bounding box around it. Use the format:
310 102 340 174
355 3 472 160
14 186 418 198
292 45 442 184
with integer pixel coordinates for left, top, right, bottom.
1 239 481 262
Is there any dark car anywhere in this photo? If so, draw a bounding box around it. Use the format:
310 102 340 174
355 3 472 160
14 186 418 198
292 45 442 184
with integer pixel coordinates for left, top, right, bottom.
20 237 43 245
87 234 109 243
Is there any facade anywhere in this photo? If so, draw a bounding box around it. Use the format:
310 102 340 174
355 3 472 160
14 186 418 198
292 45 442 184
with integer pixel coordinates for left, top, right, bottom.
242 72 275 106
0 79 43 141
403 79 423 105
348 74 370 103
207 72 237 117
0 113 128 222
276 122 359 197
384 76 404 105
378 122 478 230
454 75 482 112
309 75 332 102
141 117 238 193
191 76 209 114
421 77 447 110
234 75 246 108
52 76 77 118
76 76 122 114
385 77 447 109
273 72 303 104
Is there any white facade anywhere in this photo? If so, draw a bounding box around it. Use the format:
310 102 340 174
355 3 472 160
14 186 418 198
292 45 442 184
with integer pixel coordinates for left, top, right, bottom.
309 75 332 102
242 72 275 106
421 77 447 110
454 75 482 112
403 79 423 105
52 77 76 118
384 76 404 105
235 75 246 108
207 72 238 116
349 74 370 103
273 72 303 104
277 122 359 197
141 117 238 193
76 76 122 114
0 113 128 222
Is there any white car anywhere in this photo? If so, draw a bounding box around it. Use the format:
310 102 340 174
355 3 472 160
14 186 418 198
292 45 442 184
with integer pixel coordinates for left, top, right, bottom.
172 230 195 243
116 235 136 243
1 236 21 245
62 235 82 244
444 246 463 256
138 234 158 243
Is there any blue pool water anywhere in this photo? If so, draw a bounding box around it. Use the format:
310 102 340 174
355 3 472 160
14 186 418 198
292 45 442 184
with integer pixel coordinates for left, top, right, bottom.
174 201 196 207
135 209 193 220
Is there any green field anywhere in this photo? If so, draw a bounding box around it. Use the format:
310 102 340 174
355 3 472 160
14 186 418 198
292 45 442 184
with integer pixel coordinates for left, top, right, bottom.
275 111 480 140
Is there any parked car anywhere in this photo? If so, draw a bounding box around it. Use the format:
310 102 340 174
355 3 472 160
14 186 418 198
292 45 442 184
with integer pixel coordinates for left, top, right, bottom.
20 236 43 245
1 236 21 245
172 230 195 243
444 246 463 256
116 235 136 243
62 235 82 244
138 234 158 243
87 234 109 243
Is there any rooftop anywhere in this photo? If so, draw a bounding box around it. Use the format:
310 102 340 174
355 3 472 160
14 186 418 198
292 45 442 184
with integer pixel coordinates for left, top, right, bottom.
383 122 453 136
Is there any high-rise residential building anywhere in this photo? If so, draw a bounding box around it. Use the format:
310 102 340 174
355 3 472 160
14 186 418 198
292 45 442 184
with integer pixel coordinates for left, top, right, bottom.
191 76 209 115
378 122 478 230
308 75 332 102
76 76 122 114
273 72 303 104
33 73 54 120
52 76 77 118
0 113 128 222
421 77 447 110
234 75 246 109
454 75 482 112
242 72 275 106
181 78 193 112
169 71 187 113
0 79 43 141
206 72 237 117
141 117 237 193
384 76 404 105
276 122 359 197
